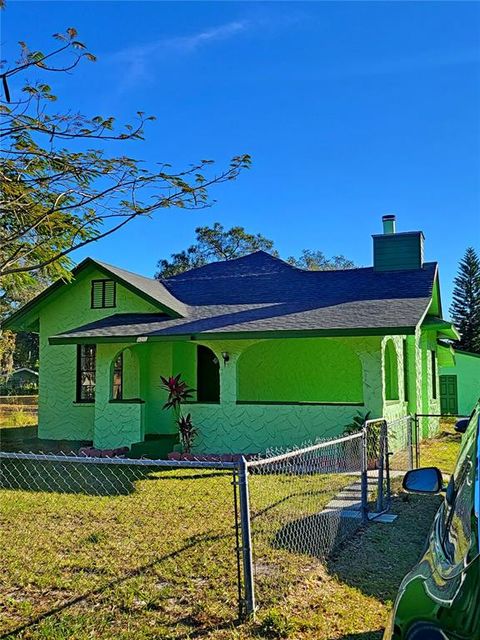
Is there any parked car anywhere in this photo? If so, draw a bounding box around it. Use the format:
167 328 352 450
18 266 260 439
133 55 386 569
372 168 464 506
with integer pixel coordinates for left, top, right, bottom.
384 399 480 640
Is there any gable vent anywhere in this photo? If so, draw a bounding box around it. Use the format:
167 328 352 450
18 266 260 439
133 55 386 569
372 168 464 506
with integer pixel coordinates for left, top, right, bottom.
91 279 116 309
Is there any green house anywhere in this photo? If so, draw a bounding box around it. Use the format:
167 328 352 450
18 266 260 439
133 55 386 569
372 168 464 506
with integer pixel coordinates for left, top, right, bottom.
2 215 459 455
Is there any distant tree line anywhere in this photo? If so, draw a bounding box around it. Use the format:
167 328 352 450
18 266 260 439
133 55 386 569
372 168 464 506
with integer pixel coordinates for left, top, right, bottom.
154 222 356 279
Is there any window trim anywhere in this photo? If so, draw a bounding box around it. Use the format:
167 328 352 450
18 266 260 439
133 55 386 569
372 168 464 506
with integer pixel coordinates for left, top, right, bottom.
91 279 116 309
76 344 96 403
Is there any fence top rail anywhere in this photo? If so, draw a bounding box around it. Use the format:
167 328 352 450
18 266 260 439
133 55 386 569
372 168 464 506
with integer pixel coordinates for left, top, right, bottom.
246 431 363 468
0 450 237 470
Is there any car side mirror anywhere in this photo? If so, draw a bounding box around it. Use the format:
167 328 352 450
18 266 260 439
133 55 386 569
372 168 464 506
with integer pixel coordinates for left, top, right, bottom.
403 467 443 494
455 418 469 434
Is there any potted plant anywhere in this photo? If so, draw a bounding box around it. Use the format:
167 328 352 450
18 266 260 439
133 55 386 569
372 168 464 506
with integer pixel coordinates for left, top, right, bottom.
160 374 198 454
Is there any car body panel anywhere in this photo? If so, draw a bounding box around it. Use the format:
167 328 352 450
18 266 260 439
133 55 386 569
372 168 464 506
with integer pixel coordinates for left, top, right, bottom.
384 400 480 640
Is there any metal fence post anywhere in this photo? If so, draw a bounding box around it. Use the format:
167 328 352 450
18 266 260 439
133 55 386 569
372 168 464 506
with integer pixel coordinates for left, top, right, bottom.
414 414 420 468
407 415 414 470
237 456 256 618
376 421 385 513
360 425 369 523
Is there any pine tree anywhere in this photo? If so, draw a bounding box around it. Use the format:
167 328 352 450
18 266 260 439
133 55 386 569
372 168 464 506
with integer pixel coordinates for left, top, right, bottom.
450 247 480 354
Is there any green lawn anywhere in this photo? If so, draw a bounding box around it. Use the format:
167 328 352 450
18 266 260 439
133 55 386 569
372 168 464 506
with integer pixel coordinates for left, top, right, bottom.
418 419 462 475
0 425 461 640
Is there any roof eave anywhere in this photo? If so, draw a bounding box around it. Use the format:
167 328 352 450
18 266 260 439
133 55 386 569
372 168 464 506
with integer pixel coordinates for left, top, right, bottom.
49 325 417 345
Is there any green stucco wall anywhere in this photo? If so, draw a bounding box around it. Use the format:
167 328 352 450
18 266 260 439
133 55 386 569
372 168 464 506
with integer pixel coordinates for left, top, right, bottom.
382 335 409 423
440 351 480 416
94 343 144 449
37 265 161 443
237 338 363 403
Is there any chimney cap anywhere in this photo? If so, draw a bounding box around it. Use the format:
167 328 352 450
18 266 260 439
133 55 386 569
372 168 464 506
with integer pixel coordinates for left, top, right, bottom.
382 214 396 221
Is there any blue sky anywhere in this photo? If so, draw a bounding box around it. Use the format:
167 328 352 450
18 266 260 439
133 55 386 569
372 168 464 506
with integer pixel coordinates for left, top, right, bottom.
3 1 480 314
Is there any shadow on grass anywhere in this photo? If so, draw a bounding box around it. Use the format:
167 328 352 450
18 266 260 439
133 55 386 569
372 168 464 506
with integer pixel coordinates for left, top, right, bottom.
272 510 362 560
0 425 38 442
0 458 157 495
327 492 441 604
0 458 227 496
0 528 239 639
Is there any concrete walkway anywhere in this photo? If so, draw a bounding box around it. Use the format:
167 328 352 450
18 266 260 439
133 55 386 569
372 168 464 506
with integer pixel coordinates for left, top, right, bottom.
321 470 403 523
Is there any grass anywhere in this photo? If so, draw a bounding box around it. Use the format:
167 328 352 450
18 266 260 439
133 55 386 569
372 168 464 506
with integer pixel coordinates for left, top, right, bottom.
418 419 462 476
0 424 462 640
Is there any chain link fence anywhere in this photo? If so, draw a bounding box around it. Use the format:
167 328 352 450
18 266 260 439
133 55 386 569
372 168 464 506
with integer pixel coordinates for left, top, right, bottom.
0 452 240 637
388 415 416 472
245 433 366 611
414 413 467 470
1 421 420 632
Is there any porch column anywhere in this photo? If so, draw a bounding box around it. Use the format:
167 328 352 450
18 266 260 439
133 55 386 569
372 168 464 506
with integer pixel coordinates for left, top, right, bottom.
358 338 384 418
93 342 144 450
219 351 240 406
93 343 121 448
202 341 256 406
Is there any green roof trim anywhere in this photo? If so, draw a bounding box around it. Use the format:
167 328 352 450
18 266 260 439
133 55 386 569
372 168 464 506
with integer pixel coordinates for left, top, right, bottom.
421 316 460 341
48 325 417 345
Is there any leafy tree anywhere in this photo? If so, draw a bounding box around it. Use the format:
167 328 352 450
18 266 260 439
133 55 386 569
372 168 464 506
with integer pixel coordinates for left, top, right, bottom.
0 25 249 373
0 274 47 376
0 27 250 286
155 223 276 278
155 223 356 279
450 247 480 354
287 249 355 271
0 329 15 376
13 332 39 370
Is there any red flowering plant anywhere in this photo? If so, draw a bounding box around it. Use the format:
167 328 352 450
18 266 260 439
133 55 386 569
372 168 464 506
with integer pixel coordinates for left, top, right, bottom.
160 374 197 453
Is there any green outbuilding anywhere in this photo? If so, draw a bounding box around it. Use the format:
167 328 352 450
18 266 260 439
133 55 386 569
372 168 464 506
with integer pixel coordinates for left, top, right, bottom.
2 215 459 456
439 349 480 416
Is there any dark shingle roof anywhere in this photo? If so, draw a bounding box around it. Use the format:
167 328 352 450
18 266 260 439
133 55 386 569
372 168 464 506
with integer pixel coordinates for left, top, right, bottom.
50 251 438 342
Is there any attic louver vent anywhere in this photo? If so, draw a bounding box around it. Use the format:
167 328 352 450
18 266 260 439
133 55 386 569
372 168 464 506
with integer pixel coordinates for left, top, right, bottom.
91 279 116 309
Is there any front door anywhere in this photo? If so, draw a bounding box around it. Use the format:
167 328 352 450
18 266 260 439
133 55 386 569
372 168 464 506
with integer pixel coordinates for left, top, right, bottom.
440 375 458 415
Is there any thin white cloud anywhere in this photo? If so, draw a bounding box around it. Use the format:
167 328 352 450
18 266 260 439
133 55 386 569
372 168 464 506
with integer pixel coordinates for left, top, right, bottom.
111 21 249 88
336 48 480 78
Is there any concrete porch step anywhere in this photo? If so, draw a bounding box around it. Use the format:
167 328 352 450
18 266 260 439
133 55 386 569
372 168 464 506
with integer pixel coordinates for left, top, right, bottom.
129 433 179 459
